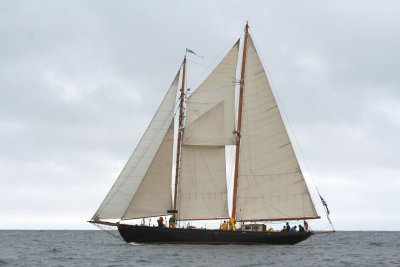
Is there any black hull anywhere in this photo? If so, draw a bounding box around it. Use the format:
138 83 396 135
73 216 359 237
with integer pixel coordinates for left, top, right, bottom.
117 224 312 245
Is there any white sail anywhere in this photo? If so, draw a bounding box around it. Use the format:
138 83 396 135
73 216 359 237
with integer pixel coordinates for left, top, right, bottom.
122 122 174 219
236 36 318 221
176 43 239 220
177 146 229 220
92 71 179 220
183 41 238 146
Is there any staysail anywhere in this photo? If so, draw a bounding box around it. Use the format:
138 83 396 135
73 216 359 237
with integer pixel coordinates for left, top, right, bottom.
92 71 179 221
176 42 239 220
235 36 319 221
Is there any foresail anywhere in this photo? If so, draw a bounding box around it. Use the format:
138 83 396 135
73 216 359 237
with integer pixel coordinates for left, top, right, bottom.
122 121 174 219
92 71 179 221
236 36 318 221
176 42 239 220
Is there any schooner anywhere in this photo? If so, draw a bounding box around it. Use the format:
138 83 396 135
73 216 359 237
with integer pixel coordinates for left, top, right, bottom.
89 23 333 245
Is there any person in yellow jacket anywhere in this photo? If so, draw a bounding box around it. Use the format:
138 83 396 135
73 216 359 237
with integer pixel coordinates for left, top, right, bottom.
220 221 228 231
229 217 236 231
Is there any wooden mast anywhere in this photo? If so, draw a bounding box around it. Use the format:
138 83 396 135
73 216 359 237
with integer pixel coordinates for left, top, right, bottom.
173 55 186 218
231 22 249 219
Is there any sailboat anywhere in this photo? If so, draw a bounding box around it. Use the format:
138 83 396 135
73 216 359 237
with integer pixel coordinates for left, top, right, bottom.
89 23 333 245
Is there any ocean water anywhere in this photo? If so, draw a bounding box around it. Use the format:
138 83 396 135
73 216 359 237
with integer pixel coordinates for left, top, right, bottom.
0 230 399 266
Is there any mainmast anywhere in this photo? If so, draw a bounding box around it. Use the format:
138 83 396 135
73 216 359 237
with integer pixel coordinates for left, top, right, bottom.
232 22 249 219
173 55 186 218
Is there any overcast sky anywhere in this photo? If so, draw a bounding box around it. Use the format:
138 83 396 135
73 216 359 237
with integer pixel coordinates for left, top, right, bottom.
1 0 399 230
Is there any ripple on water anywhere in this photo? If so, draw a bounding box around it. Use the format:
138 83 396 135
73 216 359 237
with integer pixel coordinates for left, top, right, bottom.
368 242 384 247
0 259 10 265
0 231 399 267
48 248 61 253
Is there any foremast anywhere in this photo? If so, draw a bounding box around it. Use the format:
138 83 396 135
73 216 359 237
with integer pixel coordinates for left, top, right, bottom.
172 55 186 218
231 22 249 220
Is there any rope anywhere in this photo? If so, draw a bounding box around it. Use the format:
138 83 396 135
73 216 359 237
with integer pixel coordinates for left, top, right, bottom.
93 223 124 241
187 28 243 92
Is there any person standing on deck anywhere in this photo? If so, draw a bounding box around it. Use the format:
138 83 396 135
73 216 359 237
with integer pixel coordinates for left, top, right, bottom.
220 221 228 231
229 217 236 231
157 217 164 227
285 222 291 232
169 216 177 228
304 220 309 231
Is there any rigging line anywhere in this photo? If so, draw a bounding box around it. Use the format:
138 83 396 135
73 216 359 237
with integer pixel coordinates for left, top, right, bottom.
93 223 123 241
104 97 182 205
97 74 185 211
118 66 184 177
187 28 244 91
251 175 274 219
187 59 239 81
240 148 302 219
121 90 182 182
186 84 237 97
200 148 220 191
197 149 222 218
97 111 175 206
121 109 182 218
249 28 334 230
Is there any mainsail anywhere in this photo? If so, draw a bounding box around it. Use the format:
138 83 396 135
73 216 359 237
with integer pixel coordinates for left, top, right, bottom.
176 42 239 220
235 36 319 221
92 71 179 221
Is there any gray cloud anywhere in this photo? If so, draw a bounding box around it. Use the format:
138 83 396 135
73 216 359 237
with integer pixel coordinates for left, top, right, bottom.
1 0 399 230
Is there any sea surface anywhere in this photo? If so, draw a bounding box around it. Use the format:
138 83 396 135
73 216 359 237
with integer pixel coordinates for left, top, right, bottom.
0 230 399 266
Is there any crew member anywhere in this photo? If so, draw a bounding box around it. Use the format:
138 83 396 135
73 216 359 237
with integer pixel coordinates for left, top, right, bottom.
157 216 164 227
285 222 291 232
169 216 177 228
304 220 309 231
229 217 236 231
220 221 228 231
